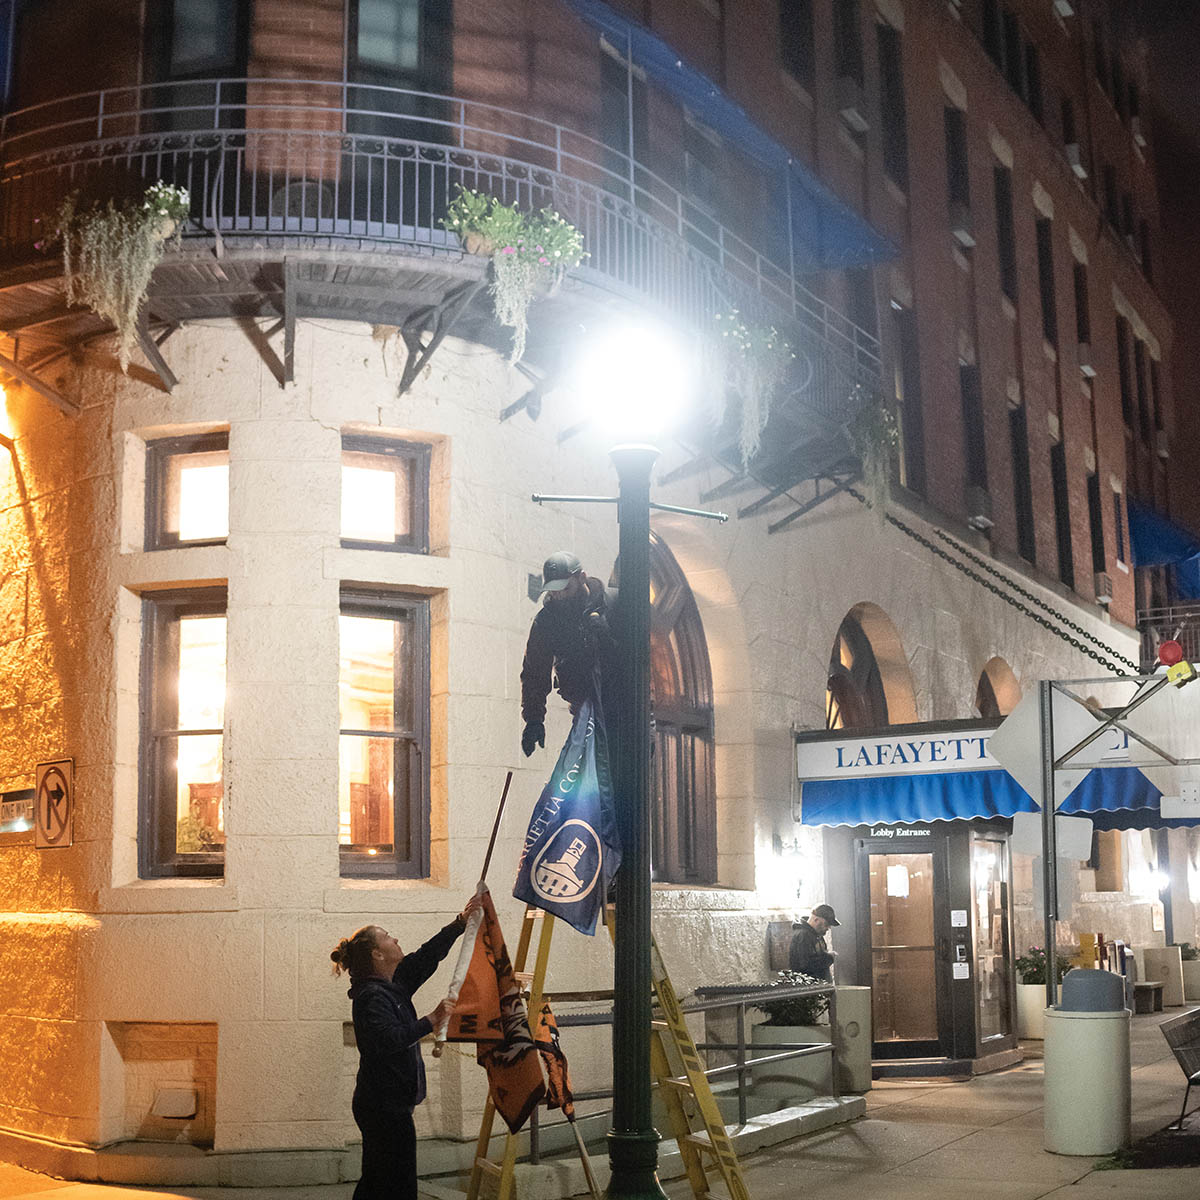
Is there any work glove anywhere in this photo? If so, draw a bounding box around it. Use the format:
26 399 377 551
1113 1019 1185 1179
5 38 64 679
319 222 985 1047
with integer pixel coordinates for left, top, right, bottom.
522 722 545 757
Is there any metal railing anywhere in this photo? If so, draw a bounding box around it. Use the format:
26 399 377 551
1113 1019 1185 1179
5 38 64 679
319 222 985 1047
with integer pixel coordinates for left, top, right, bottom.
1138 603 1200 669
0 78 881 421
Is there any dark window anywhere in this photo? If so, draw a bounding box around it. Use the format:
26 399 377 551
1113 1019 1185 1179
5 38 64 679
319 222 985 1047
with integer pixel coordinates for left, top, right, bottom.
1002 10 1024 96
982 0 1003 68
340 437 430 553
1093 20 1110 95
599 48 649 200
1024 41 1043 122
960 363 988 490
648 534 715 886
1050 442 1074 588
1112 491 1126 563
1009 405 1036 562
780 0 815 91
139 589 227 878
1111 55 1126 119
1121 192 1134 239
1060 95 1077 145
892 304 925 496
1087 473 1106 573
994 165 1018 301
878 23 909 187
1103 165 1119 228
148 0 247 79
1116 316 1134 427
1128 80 1141 120
1133 338 1151 445
339 590 430 877
683 119 722 215
826 613 888 730
1139 220 1153 280
945 107 970 211
1035 218 1057 346
834 0 865 85
847 266 878 338
1150 358 1163 431
1073 262 1091 345
145 433 229 551
0 0 15 109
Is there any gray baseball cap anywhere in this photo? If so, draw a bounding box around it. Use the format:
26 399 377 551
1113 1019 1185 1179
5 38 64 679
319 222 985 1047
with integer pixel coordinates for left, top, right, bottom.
811 904 840 927
539 550 582 596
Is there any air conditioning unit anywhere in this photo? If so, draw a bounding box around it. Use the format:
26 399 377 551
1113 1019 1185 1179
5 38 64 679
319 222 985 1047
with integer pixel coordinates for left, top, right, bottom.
1078 341 1097 377
1130 116 1147 148
1094 571 1114 606
1156 429 1170 460
838 75 870 134
950 200 976 247
966 485 994 531
1064 142 1088 180
1053 0 1075 16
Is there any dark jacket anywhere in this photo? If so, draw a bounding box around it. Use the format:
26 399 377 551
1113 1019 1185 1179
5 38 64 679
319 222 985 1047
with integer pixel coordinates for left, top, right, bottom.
520 576 618 727
348 917 465 1115
789 919 835 982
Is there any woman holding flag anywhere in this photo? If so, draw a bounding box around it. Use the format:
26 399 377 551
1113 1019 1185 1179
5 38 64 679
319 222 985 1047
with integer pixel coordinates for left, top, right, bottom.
331 896 480 1200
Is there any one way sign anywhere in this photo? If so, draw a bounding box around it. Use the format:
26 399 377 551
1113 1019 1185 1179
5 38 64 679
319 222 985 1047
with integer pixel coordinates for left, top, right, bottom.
35 759 74 849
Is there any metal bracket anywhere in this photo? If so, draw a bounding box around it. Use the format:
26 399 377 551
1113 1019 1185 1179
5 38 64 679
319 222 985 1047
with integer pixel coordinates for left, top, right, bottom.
136 310 178 392
532 492 728 523
0 348 79 416
398 280 485 397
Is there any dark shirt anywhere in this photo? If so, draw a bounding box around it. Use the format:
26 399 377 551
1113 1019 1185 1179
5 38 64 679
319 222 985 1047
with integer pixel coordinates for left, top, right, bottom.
520 576 618 726
789 919 835 982
347 917 464 1116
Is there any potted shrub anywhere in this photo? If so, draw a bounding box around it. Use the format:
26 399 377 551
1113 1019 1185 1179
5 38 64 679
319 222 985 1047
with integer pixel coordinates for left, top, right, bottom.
442 187 585 363
1176 943 1200 1001
1014 946 1073 1039
52 180 190 373
750 970 832 1101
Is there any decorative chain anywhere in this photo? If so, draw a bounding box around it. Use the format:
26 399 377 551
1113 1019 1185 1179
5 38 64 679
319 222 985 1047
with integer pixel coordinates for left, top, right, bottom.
843 488 1133 677
929 527 1139 671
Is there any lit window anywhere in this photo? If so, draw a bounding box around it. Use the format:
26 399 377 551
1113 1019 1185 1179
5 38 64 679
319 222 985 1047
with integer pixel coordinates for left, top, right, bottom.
140 590 226 877
339 591 429 876
146 433 229 549
340 436 429 552
356 0 421 72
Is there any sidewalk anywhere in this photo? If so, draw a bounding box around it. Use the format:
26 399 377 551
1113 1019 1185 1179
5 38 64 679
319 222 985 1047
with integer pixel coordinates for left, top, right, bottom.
1 1012 1195 1200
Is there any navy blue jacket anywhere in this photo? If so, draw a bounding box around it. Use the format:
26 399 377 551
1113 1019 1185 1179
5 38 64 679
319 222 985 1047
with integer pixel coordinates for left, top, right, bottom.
348 917 465 1115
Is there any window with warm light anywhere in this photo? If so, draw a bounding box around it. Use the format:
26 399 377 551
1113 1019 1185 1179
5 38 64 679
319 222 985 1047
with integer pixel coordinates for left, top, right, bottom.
339 590 429 876
145 433 229 549
340 436 429 552
139 590 227 877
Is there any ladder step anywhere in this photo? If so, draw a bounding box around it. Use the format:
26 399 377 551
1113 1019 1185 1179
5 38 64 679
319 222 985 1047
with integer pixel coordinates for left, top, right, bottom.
682 1134 716 1154
651 1019 670 1030
474 1158 502 1177
661 1076 694 1090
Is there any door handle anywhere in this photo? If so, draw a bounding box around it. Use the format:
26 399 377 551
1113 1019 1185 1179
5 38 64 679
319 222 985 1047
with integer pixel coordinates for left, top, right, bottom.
938 937 950 962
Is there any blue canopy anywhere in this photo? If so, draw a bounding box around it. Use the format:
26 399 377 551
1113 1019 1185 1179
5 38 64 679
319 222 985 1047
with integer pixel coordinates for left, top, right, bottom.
560 0 896 268
1127 499 1200 600
799 765 1200 829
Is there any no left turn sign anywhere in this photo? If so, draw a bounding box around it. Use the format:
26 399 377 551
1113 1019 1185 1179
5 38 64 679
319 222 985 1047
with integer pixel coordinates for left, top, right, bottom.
35 759 74 849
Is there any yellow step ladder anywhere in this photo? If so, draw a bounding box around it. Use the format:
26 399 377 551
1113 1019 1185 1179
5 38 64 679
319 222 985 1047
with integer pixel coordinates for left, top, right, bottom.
465 904 750 1199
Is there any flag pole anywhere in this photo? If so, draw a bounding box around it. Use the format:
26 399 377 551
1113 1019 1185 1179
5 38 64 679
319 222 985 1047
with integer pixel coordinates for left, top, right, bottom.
432 771 514 1057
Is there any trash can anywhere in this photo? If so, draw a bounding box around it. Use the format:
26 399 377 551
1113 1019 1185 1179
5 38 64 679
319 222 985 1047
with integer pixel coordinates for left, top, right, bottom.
1043 969 1130 1156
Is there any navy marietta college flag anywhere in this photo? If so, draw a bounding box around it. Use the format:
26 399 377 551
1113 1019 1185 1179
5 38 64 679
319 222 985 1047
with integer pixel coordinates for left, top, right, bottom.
514 697 621 935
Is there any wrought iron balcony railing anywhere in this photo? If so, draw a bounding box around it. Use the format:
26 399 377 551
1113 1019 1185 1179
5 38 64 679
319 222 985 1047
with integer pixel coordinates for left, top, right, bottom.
0 78 880 429
1138 604 1200 670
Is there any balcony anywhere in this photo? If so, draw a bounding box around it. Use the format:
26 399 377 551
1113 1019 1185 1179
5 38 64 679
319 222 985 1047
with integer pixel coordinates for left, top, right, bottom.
0 79 881 518
1138 604 1200 671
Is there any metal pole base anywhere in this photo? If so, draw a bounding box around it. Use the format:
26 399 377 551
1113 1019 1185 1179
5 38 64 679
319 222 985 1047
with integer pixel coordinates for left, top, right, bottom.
604 1129 668 1199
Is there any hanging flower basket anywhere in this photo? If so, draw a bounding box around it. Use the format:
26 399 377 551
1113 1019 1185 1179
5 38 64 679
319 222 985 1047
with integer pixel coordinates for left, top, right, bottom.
843 385 900 522
52 180 191 373
442 186 586 363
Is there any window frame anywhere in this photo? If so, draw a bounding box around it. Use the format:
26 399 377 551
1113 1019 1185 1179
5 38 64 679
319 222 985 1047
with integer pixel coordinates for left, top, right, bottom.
338 589 430 879
877 21 909 188
339 435 431 554
779 0 816 92
145 432 230 551
138 587 228 879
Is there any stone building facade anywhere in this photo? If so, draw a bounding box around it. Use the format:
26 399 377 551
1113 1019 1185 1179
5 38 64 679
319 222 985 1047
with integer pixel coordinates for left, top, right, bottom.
1 0 1196 1185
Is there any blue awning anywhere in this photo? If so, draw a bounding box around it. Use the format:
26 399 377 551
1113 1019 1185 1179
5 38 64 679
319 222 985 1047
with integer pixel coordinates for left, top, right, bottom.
800 765 1200 829
1127 499 1200 600
560 0 896 268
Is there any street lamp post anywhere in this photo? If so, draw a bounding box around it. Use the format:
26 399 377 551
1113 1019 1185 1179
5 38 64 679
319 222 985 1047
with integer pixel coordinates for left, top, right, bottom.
606 442 667 1200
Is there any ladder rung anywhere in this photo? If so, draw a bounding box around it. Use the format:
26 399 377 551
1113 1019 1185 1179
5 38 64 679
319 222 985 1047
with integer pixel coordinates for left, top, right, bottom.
682 1133 716 1153
514 971 535 983
474 1158 502 1177
651 1019 670 1030
660 1076 693 1090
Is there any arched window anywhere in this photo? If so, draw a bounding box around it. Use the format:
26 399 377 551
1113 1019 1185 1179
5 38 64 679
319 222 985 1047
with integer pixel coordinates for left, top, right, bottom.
975 657 1021 719
649 534 716 885
825 603 917 730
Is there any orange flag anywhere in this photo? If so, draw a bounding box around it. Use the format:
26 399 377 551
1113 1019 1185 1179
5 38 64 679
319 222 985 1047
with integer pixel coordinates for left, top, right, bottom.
445 893 574 1132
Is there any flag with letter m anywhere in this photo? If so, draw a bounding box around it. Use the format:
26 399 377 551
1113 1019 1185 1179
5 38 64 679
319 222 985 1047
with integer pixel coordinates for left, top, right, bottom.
513 695 621 935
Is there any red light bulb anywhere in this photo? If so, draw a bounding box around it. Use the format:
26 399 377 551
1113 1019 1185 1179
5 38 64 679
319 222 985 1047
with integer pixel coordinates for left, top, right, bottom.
1159 640 1184 667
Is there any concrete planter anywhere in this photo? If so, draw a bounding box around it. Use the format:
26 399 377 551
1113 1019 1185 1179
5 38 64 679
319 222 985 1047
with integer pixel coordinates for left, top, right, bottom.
1144 946 1186 1007
751 1023 833 1101
1181 959 1200 1002
1017 983 1048 1039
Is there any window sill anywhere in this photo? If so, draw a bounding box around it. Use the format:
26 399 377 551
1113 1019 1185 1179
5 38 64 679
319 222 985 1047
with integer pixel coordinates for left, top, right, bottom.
778 69 815 110
100 879 238 913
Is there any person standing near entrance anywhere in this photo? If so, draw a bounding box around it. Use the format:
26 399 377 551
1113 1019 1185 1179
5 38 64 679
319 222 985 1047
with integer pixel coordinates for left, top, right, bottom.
789 904 840 981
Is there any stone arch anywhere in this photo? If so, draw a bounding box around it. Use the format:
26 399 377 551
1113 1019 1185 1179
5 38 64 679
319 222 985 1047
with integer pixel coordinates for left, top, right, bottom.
975 656 1022 719
825 601 918 729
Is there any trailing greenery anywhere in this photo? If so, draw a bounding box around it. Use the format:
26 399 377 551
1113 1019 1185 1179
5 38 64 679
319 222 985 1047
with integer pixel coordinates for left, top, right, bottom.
1014 946 1073 986
844 385 899 522
710 308 796 466
442 187 586 363
1176 942 1200 962
53 181 190 372
753 970 830 1027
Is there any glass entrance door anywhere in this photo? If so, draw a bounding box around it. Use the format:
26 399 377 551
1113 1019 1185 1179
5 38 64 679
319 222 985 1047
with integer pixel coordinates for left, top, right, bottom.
868 851 940 1055
971 835 1013 1045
